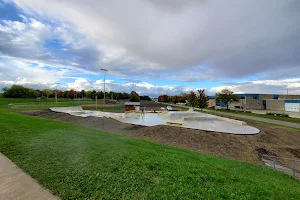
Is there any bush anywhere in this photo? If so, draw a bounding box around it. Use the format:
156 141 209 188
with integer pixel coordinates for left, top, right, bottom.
0 93 3 98
234 106 243 109
2 85 39 98
266 113 289 117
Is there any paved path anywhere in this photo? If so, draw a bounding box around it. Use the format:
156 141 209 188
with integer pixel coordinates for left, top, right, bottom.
202 109 300 129
164 103 300 129
0 153 58 200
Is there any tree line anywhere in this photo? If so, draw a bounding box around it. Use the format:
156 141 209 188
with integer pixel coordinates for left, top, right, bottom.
158 89 239 110
1 85 151 102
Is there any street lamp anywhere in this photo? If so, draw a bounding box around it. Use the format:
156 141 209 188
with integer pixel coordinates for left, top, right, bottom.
101 69 108 104
54 83 60 104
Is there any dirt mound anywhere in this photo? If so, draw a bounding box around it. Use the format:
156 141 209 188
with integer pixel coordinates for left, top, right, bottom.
23 109 300 165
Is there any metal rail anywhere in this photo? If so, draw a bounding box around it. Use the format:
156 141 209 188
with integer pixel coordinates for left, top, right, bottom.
261 154 300 179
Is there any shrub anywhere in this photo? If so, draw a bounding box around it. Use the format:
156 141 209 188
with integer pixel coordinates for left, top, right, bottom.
266 113 289 117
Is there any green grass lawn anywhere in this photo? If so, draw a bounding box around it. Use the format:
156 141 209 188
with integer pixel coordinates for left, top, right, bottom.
1 98 300 199
2 98 93 109
1 98 125 111
170 105 189 111
82 104 125 112
211 109 300 124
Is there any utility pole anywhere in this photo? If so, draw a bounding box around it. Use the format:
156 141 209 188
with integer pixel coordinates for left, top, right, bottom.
101 69 108 104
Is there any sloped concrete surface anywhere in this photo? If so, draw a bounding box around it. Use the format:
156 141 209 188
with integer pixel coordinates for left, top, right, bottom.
0 153 58 200
50 107 259 134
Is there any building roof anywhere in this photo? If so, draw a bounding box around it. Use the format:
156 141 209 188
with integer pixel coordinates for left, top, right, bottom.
124 102 141 106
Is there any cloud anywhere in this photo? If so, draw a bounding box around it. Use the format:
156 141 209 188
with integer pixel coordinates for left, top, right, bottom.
66 78 205 97
5 0 298 81
0 17 52 59
1 0 300 97
0 72 204 97
211 78 300 94
0 57 95 92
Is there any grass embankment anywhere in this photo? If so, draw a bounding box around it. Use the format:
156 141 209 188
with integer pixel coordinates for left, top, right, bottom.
0 98 300 199
170 105 189 111
211 109 300 124
4 98 92 110
2 98 125 112
82 104 125 112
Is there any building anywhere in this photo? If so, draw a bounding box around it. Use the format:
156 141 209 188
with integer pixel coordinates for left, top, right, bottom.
124 102 140 111
209 94 300 112
151 98 158 102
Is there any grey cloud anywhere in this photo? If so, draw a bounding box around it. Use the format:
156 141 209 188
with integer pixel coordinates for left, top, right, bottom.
5 0 300 82
211 79 300 95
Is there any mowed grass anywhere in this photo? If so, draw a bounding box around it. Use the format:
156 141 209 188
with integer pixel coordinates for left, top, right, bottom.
0 99 300 199
82 104 125 112
4 98 91 109
2 98 124 112
210 109 300 124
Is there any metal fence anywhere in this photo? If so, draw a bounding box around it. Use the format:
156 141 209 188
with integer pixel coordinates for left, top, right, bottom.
261 154 300 179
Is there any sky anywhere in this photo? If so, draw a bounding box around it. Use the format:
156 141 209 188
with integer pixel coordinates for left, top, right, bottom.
0 0 300 97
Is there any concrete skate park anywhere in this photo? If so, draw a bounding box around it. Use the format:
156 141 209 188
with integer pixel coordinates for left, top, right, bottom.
50 106 260 134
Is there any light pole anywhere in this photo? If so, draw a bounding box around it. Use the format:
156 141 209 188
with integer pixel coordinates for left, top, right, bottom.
101 69 108 104
55 83 60 104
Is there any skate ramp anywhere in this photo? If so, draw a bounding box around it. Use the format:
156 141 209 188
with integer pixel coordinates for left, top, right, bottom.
49 107 259 134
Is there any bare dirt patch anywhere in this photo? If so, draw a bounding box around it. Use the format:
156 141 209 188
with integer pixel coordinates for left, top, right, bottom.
23 110 300 165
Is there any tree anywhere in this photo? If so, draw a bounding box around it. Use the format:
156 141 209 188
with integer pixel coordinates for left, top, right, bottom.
57 90 63 98
178 93 188 103
108 91 115 99
216 89 239 109
119 92 130 100
85 90 93 99
187 91 198 107
68 90 76 99
197 89 209 110
158 94 168 102
76 91 82 99
140 95 151 101
35 89 42 97
95 91 104 99
172 95 179 104
144 96 151 101
2 85 39 98
90 90 97 99
63 90 69 98
129 91 140 102
28 89 39 98
42 89 53 98
81 90 86 98
115 92 122 100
